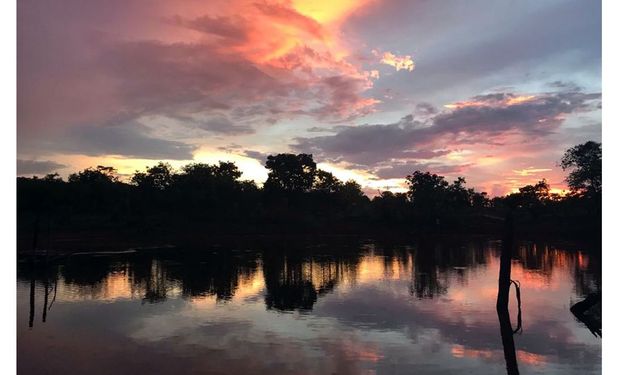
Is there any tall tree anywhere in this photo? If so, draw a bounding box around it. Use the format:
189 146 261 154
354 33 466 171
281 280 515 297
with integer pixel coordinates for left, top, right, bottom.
264 154 317 193
560 141 602 195
406 171 449 213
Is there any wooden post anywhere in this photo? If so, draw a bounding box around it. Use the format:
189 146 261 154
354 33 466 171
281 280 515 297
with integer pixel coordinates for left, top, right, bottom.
496 211 519 375
28 276 35 329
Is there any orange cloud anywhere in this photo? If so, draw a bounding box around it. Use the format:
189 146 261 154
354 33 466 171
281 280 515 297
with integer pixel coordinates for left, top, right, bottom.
516 350 548 367
444 95 536 109
373 50 416 71
451 345 496 360
173 0 382 120
506 95 536 105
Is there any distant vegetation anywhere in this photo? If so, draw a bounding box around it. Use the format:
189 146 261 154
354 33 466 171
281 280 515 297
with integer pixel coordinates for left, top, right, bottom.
17 141 601 240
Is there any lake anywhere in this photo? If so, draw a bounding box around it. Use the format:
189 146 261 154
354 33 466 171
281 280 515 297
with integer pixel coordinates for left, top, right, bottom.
17 237 601 374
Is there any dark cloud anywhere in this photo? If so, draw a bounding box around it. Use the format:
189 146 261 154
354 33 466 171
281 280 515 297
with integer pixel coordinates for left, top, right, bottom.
293 115 426 166
431 92 600 138
372 162 472 179
19 36 374 154
294 89 600 169
398 149 451 159
17 159 67 175
216 144 270 162
48 122 197 160
310 75 378 121
241 150 270 163
195 116 253 135
414 102 438 117
169 14 249 43
548 81 583 91
306 127 337 133
95 40 301 125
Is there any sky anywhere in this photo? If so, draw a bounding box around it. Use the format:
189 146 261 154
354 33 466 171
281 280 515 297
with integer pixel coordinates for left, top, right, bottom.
17 0 601 196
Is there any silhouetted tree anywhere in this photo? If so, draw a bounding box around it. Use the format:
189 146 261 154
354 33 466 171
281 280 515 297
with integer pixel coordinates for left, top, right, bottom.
560 141 602 195
406 171 449 213
471 191 489 209
68 165 118 184
503 180 550 210
406 172 482 221
43 173 63 183
66 166 126 214
170 161 244 218
213 161 243 182
371 191 409 222
264 154 316 193
313 170 343 193
131 162 174 191
447 177 473 208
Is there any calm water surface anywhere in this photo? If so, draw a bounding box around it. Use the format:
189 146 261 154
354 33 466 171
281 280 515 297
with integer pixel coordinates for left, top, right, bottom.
17 238 601 374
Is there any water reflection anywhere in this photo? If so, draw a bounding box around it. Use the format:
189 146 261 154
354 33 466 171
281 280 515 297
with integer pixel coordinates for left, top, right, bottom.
262 249 362 312
18 238 601 375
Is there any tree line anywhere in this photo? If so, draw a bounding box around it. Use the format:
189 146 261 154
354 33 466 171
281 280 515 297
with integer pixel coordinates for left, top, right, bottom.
17 141 601 236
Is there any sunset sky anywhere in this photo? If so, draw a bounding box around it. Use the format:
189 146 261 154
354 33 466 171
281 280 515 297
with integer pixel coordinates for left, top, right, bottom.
17 0 601 196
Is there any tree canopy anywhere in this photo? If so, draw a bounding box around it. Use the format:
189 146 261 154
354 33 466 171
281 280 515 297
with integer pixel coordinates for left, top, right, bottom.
560 141 602 195
265 153 317 193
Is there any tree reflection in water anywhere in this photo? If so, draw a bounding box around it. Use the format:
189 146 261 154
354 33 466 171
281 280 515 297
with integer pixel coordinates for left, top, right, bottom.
19 236 599 358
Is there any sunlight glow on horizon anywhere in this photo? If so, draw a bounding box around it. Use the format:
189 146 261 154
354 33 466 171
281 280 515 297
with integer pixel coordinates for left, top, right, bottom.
20 148 573 198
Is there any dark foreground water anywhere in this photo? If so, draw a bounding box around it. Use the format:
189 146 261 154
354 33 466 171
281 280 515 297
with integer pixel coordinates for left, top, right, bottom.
17 237 601 375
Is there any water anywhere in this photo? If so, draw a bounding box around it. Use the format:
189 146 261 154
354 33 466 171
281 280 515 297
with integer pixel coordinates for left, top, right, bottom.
17 237 601 374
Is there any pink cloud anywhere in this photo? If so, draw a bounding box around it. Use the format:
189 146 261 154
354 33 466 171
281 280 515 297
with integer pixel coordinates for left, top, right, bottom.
18 0 382 156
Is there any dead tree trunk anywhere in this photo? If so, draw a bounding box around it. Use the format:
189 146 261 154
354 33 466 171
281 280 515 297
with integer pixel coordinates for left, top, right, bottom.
497 211 519 375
